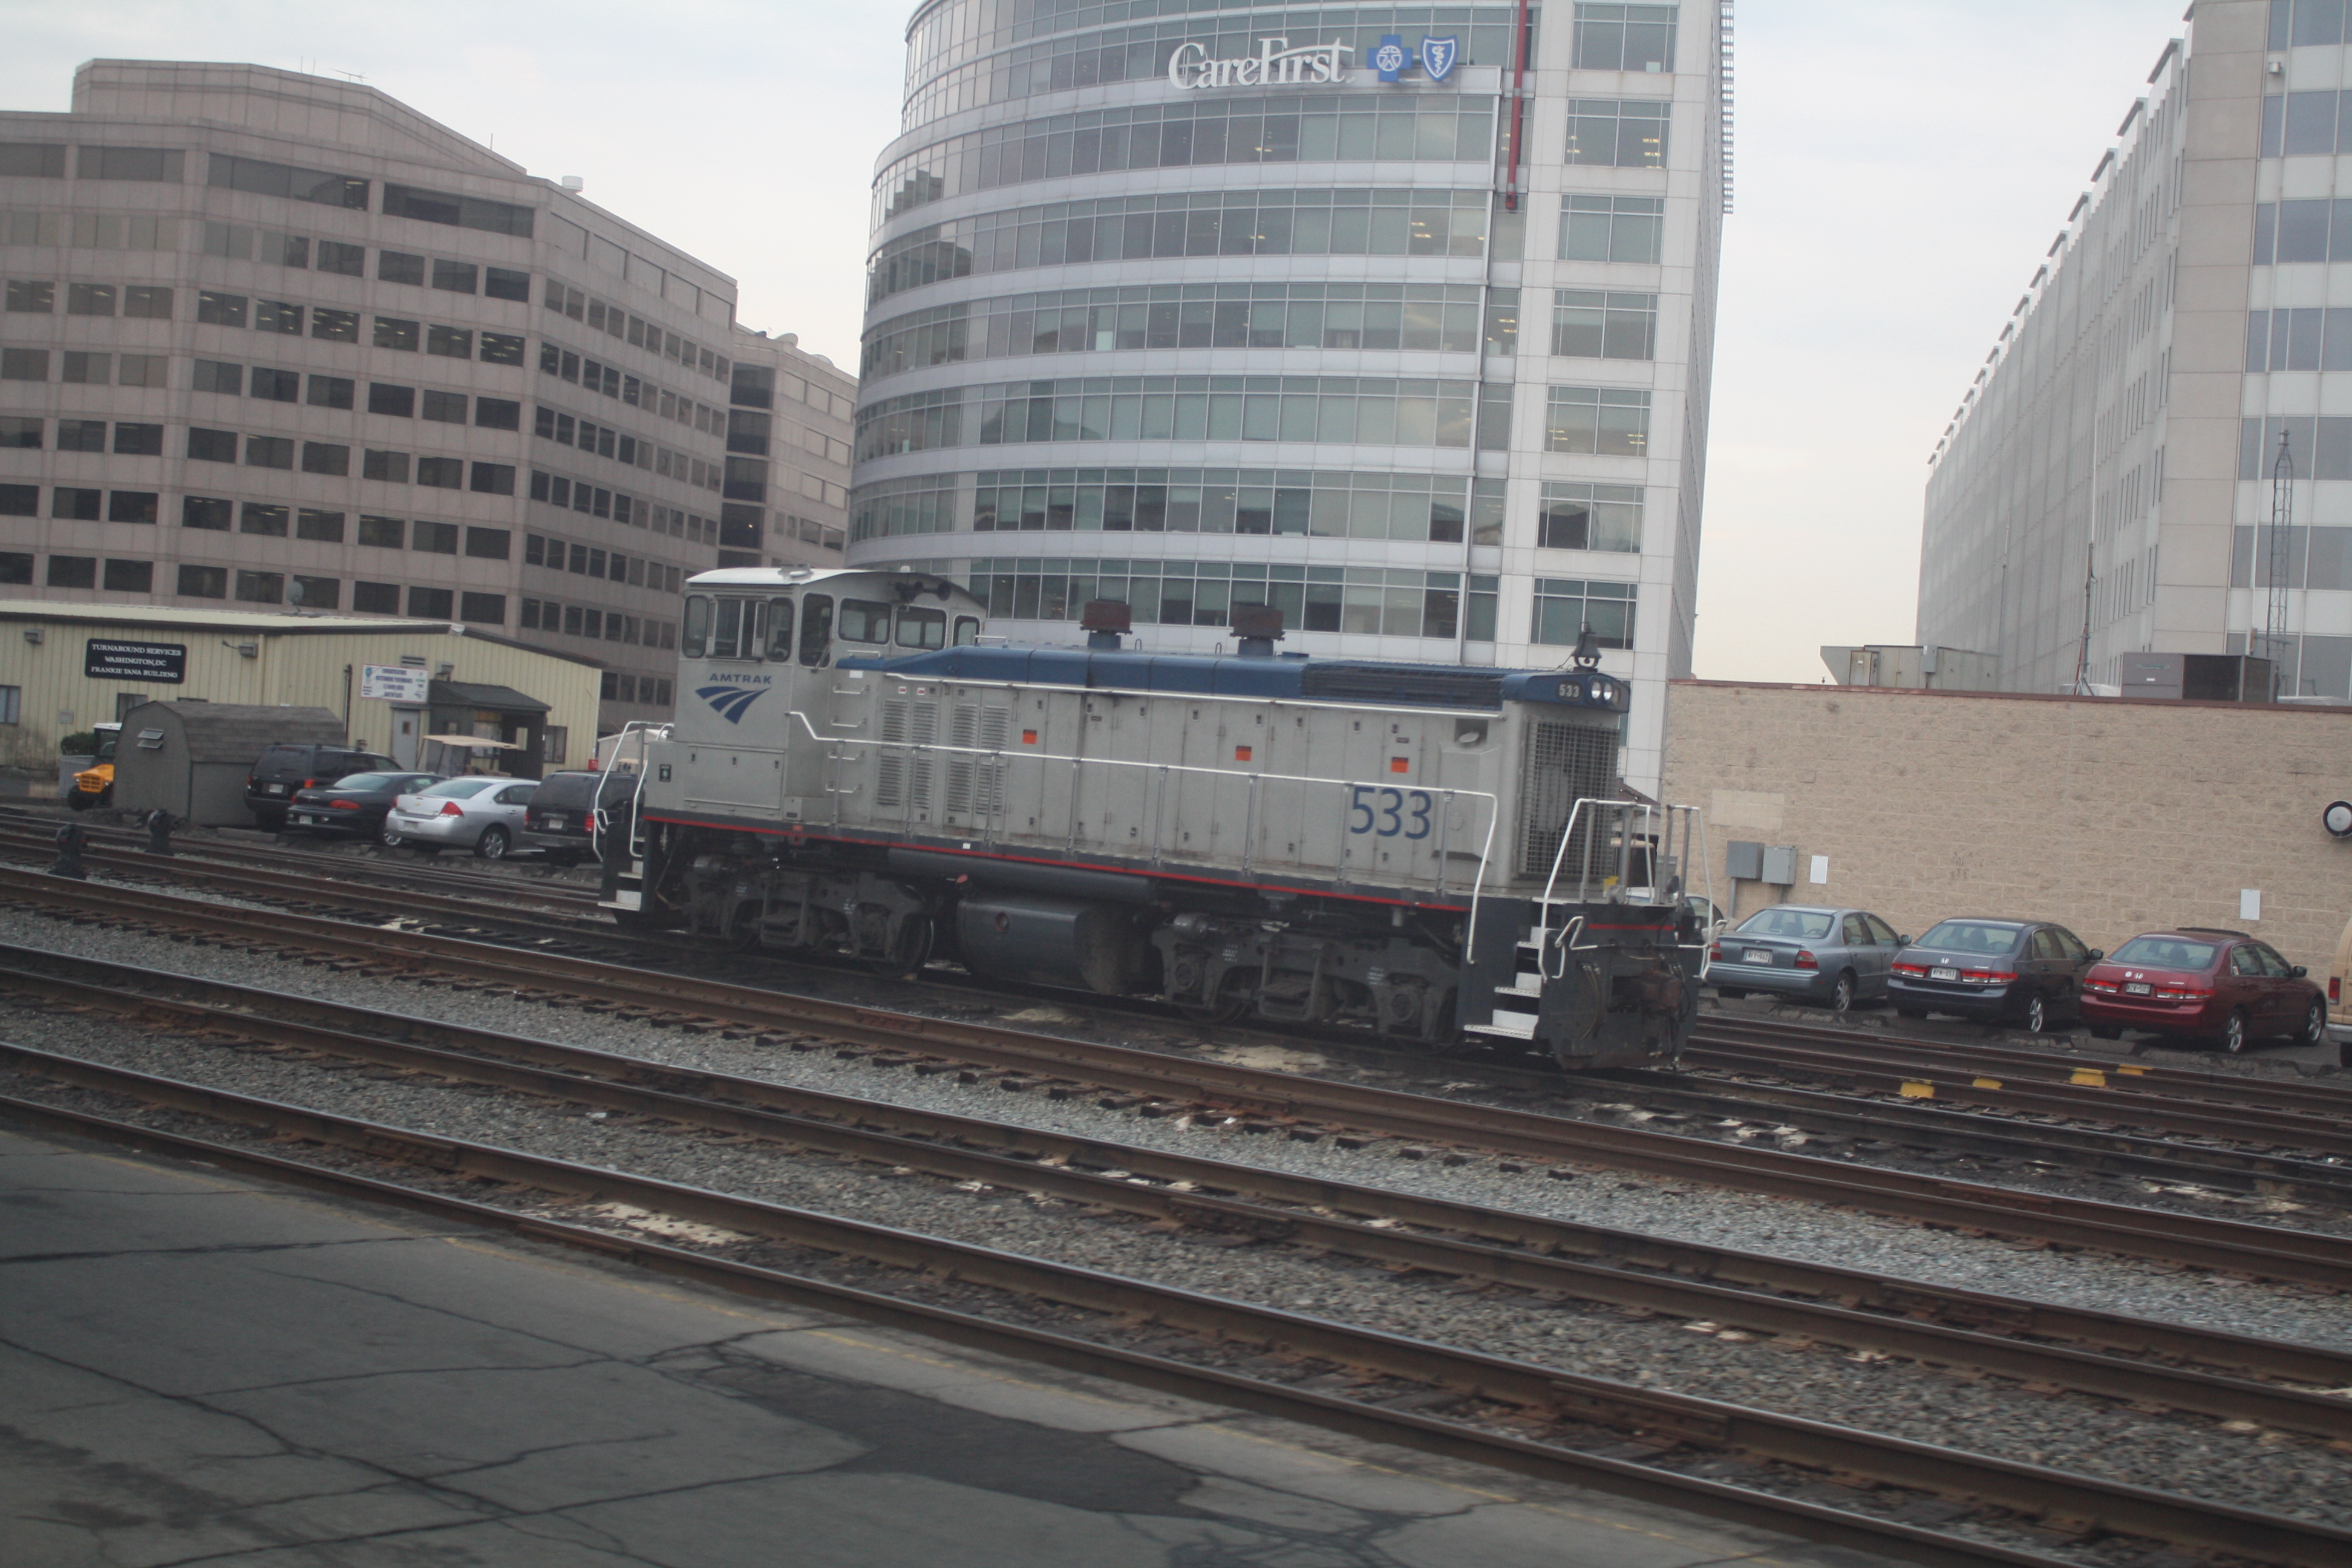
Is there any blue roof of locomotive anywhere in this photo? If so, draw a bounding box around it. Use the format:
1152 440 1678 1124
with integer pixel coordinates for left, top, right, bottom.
835 644 1627 714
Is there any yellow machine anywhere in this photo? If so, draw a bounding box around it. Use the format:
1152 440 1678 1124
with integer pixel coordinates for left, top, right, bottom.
66 722 122 811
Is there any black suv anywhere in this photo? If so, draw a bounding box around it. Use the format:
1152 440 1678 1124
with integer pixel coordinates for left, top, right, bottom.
247 743 398 830
520 769 636 865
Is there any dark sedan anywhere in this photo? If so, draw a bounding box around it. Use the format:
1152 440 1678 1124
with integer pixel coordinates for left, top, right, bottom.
1888 918 2102 1033
284 772 445 839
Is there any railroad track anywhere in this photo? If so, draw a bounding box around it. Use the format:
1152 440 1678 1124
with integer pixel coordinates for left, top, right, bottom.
7 865 2350 1290
10 936 2351 1440
7 1053 2348 1568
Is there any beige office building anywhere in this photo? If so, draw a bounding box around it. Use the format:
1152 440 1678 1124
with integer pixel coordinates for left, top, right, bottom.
0 60 838 736
1920 1 2352 699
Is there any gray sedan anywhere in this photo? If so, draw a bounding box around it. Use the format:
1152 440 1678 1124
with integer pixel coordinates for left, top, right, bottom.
1708 904 1910 1013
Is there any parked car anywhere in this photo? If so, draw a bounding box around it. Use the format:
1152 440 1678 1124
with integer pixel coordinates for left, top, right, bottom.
247 743 398 831
1708 904 1909 1013
382 777 538 858
1888 918 2100 1033
2081 928 2328 1054
519 769 639 865
284 772 445 840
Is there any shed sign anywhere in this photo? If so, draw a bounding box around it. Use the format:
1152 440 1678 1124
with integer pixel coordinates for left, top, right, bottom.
83 640 186 684
359 664 432 704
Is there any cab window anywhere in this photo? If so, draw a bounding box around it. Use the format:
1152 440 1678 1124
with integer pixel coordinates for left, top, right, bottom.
682 595 712 658
708 597 766 660
839 598 891 643
766 597 795 661
897 606 946 648
953 615 981 645
799 594 833 667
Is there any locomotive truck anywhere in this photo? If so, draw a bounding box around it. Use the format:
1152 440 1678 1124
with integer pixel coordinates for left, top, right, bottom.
598 566 1710 1068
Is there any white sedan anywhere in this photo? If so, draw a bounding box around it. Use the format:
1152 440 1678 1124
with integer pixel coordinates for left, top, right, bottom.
382 777 538 858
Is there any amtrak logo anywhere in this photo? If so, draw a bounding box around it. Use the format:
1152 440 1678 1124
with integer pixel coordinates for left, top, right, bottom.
1420 36 1458 81
696 683 766 724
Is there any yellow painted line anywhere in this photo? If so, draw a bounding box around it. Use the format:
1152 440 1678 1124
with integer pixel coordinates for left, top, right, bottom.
1898 1079 1934 1099
2117 1064 2145 1076
1971 1077 2003 1090
2071 1067 2108 1087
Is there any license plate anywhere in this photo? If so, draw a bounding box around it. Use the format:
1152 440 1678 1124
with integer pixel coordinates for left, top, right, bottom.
292 814 321 825
1930 966 1958 981
266 783 287 795
544 815 567 831
2124 981 2152 996
1742 949 1771 964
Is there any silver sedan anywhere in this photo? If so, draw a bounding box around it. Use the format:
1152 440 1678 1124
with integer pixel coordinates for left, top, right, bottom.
382 777 538 859
1708 904 1910 1013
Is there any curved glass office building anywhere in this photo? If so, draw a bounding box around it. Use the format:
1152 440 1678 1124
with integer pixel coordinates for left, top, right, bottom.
849 1 1726 788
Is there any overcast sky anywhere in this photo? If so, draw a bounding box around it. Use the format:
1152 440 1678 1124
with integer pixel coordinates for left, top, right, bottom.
3 1 2192 682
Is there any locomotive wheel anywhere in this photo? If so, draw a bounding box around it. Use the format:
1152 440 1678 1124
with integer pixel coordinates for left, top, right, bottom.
863 913 934 977
723 903 764 953
1175 970 1252 1027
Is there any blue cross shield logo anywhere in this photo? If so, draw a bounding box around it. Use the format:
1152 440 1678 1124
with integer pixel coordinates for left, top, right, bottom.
1371 33 1408 82
697 684 766 724
1420 36 1459 81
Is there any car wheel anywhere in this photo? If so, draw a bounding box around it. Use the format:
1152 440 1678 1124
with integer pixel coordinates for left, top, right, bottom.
1716 987 1746 1001
2221 1008 2250 1056
2089 1024 2122 1040
379 826 405 849
1829 973 1855 1014
2301 999 2327 1049
475 826 511 861
2024 996 2048 1034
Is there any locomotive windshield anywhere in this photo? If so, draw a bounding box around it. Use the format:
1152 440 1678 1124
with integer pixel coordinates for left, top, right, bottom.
838 599 891 643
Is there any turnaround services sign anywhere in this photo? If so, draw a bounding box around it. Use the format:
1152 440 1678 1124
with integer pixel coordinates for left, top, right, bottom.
83 640 186 684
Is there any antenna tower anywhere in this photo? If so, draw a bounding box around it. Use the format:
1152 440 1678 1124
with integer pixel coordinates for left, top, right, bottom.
2072 543 2095 694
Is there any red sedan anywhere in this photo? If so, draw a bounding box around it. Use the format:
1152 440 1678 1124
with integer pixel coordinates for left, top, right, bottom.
2080 928 2327 1054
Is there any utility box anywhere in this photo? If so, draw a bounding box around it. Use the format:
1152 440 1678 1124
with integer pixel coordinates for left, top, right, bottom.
2117 652 2275 702
1760 844 1799 886
1725 840 1763 881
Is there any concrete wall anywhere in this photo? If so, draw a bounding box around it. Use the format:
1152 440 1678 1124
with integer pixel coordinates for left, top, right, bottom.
1661 680 2352 976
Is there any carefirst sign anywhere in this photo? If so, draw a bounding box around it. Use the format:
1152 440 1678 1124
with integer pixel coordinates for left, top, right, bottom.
1168 36 1351 88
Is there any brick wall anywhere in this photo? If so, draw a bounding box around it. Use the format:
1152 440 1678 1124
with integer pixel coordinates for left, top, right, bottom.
1661 681 2352 975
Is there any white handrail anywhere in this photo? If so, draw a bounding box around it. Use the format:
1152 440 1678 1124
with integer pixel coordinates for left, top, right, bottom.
779 708 1504 950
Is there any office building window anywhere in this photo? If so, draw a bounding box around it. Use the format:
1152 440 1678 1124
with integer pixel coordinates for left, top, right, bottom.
1 348 50 380
352 580 400 613
235 570 284 604
1563 100 1668 168
66 283 115 316
378 250 426 285
413 520 459 554
196 289 247 327
464 526 511 559
1532 578 1636 648
47 554 97 588
470 462 515 495
297 509 345 542
485 266 531 301
430 260 479 293
58 419 105 452
255 299 303 334
193 359 243 394
1572 4 1678 72
101 558 152 592
373 316 420 351
358 514 405 547
416 456 463 489
181 495 232 530
106 491 158 524
113 422 163 455
123 285 171 318
117 353 166 387
307 374 355 409
426 325 472 358
318 241 365 275
53 487 102 520
4 279 53 312
382 183 536 237
1538 482 1643 552
459 592 506 624
421 389 467 423
250 367 299 401
364 449 410 482
312 307 359 342
1544 385 1651 456
178 564 227 598
60 351 111 385
480 331 526 365
79 146 184 181
239 503 290 537
369 383 416 417
1550 290 1658 360
475 397 521 430
188 428 237 462
407 586 454 618
292 575 339 609
0 416 38 448
0 550 29 581
301 441 350 475
245 435 295 469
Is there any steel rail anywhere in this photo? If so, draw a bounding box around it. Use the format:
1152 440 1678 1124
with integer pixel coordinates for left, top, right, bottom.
1679 1039 2352 1153
7 868 2352 1292
15 943 2352 1440
1697 1015 2352 1120
4 1051 2347 1568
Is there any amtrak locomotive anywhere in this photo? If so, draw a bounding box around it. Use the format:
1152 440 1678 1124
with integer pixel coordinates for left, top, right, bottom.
599 566 1710 1068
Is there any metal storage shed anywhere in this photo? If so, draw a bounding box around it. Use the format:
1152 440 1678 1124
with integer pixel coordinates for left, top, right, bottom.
114 703 345 826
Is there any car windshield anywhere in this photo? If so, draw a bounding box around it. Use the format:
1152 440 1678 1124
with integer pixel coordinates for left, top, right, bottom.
416 779 498 799
2109 936 2220 971
1736 909 1835 940
1917 921 2022 955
